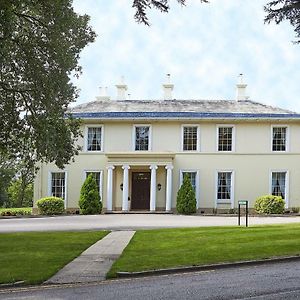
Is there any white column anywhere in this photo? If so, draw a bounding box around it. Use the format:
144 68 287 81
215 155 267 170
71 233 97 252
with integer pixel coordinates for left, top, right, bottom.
106 165 115 211
122 165 130 211
165 165 173 212
149 165 158 212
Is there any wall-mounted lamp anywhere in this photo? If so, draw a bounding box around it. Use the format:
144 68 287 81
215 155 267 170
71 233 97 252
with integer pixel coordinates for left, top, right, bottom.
120 183 123 191
157 183 162 191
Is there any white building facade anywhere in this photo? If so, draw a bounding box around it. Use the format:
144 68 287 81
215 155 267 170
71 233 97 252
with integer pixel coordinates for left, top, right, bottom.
34 81 300 213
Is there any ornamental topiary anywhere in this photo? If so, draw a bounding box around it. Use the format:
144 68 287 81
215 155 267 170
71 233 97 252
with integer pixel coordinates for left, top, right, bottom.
254 194 285 214
79 174 102 214
36 197 65 215
176 174 197 214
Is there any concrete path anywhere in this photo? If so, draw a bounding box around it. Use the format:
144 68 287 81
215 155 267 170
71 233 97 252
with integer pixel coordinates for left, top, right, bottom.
0 214 299 233
45 230 135 284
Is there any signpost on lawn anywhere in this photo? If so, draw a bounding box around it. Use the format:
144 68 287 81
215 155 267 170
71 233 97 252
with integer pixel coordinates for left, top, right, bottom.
238 200 249 227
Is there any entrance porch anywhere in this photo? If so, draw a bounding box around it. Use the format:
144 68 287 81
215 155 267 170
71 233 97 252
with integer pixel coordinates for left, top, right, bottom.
105 152 175 212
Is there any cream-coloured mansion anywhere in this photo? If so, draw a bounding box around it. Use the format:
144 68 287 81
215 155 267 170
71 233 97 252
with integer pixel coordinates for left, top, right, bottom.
34 77 300 213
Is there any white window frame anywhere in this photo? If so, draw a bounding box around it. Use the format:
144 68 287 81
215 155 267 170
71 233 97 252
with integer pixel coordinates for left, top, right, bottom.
181 125 200 152
269 170 289 209
83 170 103 201
216 125 235 152
132 124 152 151
85 125 104 152
179 169 200 208
271 125 289 152
215 170 235 208
48 171 67 209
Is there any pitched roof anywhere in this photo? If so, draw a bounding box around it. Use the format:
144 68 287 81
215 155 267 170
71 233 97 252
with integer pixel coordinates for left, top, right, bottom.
69 99 300 120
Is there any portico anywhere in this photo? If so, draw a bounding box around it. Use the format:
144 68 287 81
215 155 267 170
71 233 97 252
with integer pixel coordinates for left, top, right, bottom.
105 153 175 212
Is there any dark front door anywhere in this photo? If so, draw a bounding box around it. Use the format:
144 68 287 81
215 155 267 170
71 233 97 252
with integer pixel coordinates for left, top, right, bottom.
131 172 151 210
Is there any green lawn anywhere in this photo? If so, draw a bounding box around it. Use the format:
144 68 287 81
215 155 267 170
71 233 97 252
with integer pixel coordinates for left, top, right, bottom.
107 223 300 278
0 231 108 284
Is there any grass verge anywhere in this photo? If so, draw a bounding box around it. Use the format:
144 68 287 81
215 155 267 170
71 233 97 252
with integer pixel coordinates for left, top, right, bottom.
107 223 300 278
0 231 108 284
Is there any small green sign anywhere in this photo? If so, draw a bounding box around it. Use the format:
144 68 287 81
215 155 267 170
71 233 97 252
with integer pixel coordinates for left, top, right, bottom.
238 200 248 205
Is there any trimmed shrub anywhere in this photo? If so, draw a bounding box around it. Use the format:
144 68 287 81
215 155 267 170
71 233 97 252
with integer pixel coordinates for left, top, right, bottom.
0 207 32 216
36 197 65 215
254 194 285 214
176 174 197 214
79 174 102 214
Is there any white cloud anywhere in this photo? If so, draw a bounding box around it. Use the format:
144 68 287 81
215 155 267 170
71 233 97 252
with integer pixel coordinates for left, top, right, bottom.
72 0 300 111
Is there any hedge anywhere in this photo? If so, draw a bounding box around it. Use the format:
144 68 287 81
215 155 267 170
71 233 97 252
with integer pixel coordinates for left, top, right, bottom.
36 197 65 215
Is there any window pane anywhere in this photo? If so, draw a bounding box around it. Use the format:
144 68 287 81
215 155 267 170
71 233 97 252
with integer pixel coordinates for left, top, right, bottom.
87 127 102 151
183 127 198 151
182 172 196 191
51 172 65 199
272 172 286 199
218 127 232 151
217 172 232 200
135 126 150 151
272 127 286 151
86 172 101 194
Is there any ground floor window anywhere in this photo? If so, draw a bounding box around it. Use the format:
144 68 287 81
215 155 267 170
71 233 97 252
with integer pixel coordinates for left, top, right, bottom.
181 171 197 191
51 172 66 199
85 171 103 199
217 171 233 202
271 172 286 199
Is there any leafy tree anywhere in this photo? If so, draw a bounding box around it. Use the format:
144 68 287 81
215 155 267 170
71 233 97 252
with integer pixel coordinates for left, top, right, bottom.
7 179 33 208
79 174 102 215
132 0 208 25
0 0 96 169
0 167 15 207
264 0 300 43
176 174 196 214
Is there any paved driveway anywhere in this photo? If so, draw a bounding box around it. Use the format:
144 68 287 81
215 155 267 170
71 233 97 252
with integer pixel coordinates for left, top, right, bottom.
0 214 299 232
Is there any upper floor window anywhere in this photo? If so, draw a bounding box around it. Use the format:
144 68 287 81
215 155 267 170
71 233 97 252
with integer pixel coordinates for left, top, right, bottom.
272 126 287 152
87 126 102 151
217 171 233 202
217 126 234 152
271 171 287 200
51 172 66 200
182 126 199 151
134 125 151 151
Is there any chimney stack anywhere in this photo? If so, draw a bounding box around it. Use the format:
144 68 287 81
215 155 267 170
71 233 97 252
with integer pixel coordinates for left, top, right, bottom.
96 86 110 101
162 74 174 100
236 74 247 101
115 76 128 100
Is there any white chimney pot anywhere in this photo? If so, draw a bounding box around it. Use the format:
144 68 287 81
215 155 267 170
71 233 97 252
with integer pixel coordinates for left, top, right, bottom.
236 74 247 101
162 74 174 100
116 76 128 100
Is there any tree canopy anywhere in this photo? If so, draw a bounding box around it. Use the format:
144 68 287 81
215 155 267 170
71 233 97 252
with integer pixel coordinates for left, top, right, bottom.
132 0 208 25
133 0 300 44
0 0 96 170
264 0 300 43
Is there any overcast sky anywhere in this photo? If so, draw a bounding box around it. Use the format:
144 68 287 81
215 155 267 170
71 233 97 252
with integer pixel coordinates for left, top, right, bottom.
72 0 300 112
